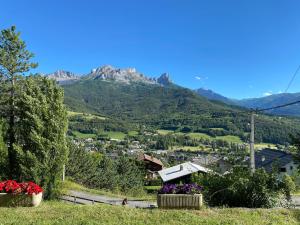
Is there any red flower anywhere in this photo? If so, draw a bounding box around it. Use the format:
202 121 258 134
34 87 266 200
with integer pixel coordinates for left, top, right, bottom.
0 181 5 192
0 180 43 195
4 180 20 194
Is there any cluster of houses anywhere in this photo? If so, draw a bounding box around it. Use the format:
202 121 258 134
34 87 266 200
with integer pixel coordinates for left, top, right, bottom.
72 136 299 183
138 149 299 184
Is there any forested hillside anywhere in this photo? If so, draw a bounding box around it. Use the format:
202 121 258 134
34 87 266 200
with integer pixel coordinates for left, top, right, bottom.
63 79 300 144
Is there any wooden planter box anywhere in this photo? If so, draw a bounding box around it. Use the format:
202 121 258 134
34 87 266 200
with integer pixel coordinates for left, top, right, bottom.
157 194 203 210
0 192 43 207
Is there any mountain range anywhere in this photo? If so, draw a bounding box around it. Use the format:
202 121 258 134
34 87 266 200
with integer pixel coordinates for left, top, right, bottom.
195 88 300 117
44 65 300 144
45 66 300 118
45 65 172 86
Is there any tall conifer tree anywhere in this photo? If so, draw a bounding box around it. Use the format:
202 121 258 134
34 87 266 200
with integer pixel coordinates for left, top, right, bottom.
0 26 37 177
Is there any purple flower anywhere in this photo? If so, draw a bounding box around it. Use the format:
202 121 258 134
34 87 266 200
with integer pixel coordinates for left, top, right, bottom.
159 183 203 194
159 184 177 194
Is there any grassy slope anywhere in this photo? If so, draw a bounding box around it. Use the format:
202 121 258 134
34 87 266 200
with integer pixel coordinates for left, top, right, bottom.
62 180 155 201
158 130 243 143
0 201 299 225
72 131 97 139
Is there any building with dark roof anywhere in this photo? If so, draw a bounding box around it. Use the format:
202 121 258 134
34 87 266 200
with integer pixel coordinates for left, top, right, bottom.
255 149 298 175
138 153 164 180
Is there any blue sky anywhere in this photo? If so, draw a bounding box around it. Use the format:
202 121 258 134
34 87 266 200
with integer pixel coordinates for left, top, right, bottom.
1 0 300 99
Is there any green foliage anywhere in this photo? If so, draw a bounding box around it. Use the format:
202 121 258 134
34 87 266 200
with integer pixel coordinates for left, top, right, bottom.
194 168 292 208
0 26 37 177
93 155 119 190
65 141 99 185
13 76 68 199
281 174 296 201
290 132 300 163
115 156 144 194
0 120 8 179
66 146 145 196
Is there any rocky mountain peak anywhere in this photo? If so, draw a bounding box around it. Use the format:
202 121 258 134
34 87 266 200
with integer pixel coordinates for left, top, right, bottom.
87 65 157 84
46 70 79 80
45 70 80 84
45 66 173 87
157 73 172 86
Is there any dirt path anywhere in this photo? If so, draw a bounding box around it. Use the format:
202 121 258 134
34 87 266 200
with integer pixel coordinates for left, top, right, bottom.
61 190 157 209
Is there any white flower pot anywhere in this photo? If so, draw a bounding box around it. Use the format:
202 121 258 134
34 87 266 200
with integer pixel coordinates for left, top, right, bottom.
0 192 43 207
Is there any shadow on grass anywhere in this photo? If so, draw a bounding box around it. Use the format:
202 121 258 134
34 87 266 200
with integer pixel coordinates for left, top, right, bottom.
290 209 300 223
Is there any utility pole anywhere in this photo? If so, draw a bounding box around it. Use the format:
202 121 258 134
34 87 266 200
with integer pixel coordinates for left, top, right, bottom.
62 164 65 182
250 111 255 175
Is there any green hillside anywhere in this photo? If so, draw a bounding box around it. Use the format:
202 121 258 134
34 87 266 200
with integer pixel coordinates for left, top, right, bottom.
63 80 300 144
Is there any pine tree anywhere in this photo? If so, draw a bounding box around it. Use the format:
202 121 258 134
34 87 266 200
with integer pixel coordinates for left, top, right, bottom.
0 26 37 178
66 141 98 185
0 120 7 179
14 76 68 199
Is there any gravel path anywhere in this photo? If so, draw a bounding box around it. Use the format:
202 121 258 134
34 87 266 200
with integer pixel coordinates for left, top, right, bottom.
292 195 300 207
63 190 157 209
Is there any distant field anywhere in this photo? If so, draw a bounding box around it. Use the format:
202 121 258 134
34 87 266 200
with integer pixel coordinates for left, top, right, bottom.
99 131 126 140
68 111 106 120
171 145 210 152
158 130 243 144
157 129 175 135
255 143 277 150
128 131 139 136
210 128 225 131
187 132 212 140
215 135 243 143
0 201 299 225
72 130 135 140
72 131 97 139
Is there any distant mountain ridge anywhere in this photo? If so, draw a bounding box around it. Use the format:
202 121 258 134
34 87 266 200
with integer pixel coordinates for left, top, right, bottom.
238 93 300 116
194 88 236 105
45 66 300 117
45 65 172 86
195 88 300 117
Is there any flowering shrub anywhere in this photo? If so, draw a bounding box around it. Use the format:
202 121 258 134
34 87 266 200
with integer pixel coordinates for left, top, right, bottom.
159 184 203 195
0 180 43 195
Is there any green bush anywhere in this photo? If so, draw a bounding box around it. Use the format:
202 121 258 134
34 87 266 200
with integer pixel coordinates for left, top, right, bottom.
66 145 145 196
281 174 296 201
193 167 294 208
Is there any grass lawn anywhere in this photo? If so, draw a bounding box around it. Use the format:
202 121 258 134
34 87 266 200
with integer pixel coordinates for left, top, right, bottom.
187 132 212 140
0 201 299 225
215 135 243 143
128 131 139 136
72 131 97 139
103 131 126 140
